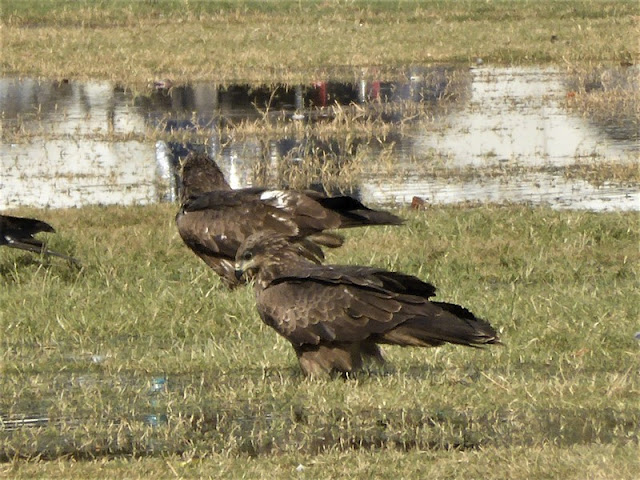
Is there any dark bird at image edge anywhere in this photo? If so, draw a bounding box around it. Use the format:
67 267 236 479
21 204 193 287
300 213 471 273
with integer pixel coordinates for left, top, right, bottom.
0 214 80 266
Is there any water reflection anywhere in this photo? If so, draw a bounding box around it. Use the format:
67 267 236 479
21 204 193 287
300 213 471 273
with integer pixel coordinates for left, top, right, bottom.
362 172 637 211
0 66 637 211
416 67 638 167
2 369 637 458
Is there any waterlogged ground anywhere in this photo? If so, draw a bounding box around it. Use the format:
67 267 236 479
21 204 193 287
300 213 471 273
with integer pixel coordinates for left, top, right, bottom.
1 66 638 212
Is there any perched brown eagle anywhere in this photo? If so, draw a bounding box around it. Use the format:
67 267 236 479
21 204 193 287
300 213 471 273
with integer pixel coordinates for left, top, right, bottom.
175 152 403 288
0 214 80 266
235 231 500 377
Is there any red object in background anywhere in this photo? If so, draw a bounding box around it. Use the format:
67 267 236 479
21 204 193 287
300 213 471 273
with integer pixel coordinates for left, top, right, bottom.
411 196 427 210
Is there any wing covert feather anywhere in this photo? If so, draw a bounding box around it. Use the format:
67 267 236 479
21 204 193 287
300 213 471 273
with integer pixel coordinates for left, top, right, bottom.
177 200 299 260
257 276 412 346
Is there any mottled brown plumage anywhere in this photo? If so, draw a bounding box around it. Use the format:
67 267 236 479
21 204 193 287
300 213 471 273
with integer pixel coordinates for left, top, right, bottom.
0 214 80 266
175 152 403 288
235 231 500 377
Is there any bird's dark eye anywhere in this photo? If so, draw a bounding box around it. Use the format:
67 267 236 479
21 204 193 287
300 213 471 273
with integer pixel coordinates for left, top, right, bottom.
243 251 253 261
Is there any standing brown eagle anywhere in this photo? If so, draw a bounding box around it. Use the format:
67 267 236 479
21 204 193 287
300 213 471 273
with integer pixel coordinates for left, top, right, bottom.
234 231 500 377
175 152 403 288
1 214 80 266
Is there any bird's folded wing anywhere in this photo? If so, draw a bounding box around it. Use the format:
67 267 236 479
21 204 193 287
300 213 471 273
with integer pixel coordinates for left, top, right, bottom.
257 271 424 346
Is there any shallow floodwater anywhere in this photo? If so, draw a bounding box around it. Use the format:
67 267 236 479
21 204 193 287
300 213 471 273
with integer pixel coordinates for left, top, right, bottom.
1 368 636 459
0 66 638 211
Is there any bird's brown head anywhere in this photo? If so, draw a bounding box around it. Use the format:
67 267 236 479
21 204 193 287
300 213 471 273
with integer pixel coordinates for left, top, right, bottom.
235 231 320 287
179 152 231 200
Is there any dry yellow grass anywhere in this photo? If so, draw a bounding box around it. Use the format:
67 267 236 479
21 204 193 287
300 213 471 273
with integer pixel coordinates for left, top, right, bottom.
2 1 638 85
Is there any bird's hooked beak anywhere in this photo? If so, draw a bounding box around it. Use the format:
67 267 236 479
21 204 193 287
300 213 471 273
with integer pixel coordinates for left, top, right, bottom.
234 265 245 281
234 257 255 281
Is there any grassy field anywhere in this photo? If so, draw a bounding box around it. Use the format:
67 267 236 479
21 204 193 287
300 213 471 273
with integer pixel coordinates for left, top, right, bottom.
1 0 639 477
2 0 638 84
1 205 638 478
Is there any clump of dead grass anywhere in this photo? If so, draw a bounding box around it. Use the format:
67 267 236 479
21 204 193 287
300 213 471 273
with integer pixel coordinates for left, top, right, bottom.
565 65 640 143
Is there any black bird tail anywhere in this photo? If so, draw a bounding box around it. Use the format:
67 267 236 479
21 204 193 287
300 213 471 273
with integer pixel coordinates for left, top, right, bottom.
1 215 55 237
315 196 404 227
381 302 500 348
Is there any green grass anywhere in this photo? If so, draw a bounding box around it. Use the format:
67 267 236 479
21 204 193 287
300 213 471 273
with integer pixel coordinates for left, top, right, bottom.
2 0 638 84
3 444 639 479
1 204 638 478
1 0 639 476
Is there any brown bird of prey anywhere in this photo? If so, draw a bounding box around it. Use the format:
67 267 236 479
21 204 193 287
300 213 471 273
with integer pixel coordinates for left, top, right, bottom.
175 152 403 288
0 214 80 266
234 231 500 377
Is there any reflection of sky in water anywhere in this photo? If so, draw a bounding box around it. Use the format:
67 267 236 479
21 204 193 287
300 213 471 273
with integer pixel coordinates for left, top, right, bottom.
2 140 156 208
361 172 637 212
0 78 156 209
0 68 637 212
411 67 635 168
